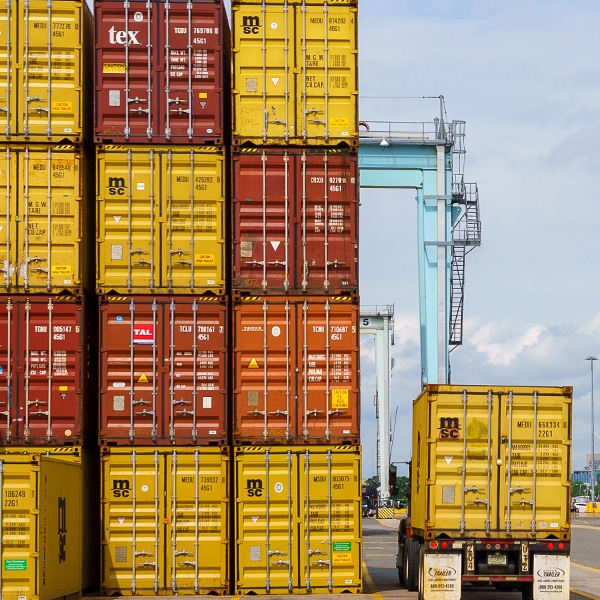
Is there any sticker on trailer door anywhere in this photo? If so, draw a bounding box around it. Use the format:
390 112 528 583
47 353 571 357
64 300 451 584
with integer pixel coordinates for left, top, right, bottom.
331 389 349 409
133 324 154 344
534 554 569 600
423 554 461 599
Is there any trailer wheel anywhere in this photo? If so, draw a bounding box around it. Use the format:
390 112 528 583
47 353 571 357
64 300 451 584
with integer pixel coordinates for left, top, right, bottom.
405 538 420 592
417 545 425 600
521 582 533 600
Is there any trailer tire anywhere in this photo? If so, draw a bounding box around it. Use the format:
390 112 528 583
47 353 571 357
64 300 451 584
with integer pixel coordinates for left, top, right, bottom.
417 545 425 600
406 538 420 592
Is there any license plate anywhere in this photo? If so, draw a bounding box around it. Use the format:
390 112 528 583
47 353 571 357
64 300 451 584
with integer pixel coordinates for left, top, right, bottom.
487 554 507 566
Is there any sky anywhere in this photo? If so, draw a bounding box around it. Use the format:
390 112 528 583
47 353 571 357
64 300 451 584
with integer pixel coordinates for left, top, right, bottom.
223 0 600 477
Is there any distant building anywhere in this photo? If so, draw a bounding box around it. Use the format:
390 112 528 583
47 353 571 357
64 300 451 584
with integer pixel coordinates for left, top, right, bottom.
585 454 600 469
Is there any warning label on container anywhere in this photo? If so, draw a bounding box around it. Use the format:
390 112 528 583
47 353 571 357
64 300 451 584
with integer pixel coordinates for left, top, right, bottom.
333 542 351 551
195 254 215 265
330 117 349 128
51 265 72 276
103 63 126 73
4 559 27 571
331 389 349 409
52 101 73 112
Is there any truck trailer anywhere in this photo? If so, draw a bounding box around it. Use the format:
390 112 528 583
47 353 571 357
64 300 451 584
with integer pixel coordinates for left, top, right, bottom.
397 385 572 600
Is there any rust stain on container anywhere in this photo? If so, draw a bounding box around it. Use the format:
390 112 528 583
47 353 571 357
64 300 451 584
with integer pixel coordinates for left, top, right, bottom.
232 148 358 295
235 445 362 594
99 295 227 446
233 296 360 445
95 0 228 145
0 0 92 143
0 295 96 446
101 446 229 595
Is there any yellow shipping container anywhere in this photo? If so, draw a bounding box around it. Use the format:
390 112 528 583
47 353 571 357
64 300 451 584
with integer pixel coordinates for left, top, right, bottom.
96 146 225 295
0 450 84 600
410 385 572 538
0 144 93 293
101 447 229 596
232 0 358 146
235 445 362 595
0 0 92 143
0 446 99 594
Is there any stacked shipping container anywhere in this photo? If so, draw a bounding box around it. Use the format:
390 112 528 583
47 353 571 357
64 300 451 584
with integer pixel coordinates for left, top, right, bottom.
230 0 362 593
0 1 98 597
94 0 230 594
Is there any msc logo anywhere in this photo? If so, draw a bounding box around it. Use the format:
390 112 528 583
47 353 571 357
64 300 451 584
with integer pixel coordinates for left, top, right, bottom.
58 497 67 563
242 16 261 35
112 479 131 498
108 176 126 196
108 26 141 45
246 478 264 497
438 417 461 440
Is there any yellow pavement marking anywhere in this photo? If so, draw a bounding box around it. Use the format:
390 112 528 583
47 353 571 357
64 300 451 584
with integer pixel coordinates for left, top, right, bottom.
571 523 600 531
571 561 600 573
571 589 600 600
362 562 386 600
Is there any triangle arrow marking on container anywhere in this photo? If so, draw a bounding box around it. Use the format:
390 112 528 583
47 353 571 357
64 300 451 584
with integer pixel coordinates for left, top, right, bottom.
271 77 280 87
138 373 149 383
251 516 259 523
444 456 453 465
270 241 281 251
248 358 259 369
118 517 125 524
113 215 122 223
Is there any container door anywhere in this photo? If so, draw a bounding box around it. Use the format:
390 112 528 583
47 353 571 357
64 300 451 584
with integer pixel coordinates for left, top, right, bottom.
18 1 84 140
166 449 229 594
0 459 38 600
166 299 227 444
13 147 82 292
233 3 293 143
101 449 163 595
97 148 158 293
296 4 358 144
434 388 499 533
235 448 297 593
300 151 358 292
232 150 294 292
95 2 155 142
299 299 360 443
298 448 362 592
161 3 223 142
233 299 296 443
15 297 84 443
162 148 225 292
100 298 161 443
501 389 571 535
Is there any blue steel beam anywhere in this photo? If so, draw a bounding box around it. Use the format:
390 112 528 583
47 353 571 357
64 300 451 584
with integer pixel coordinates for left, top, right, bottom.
358 137 453 385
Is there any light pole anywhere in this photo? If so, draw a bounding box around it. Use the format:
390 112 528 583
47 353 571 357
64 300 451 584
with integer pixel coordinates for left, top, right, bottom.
586 356 598 502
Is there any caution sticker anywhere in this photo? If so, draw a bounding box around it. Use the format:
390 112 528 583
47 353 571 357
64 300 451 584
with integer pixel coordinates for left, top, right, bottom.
332 542 352 565
138 373 149 383
52 101 72 112
51 265 72 276
195 254 215 265
331 389 349 409
103 63 126 73
248 358 259 369
330 117 349 128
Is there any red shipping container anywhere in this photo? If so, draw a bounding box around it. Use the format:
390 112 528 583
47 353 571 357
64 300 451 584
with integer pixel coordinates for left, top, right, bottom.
99 295 227 445
232 148 358 295
232 296 360 445
94 0 228 145
0 295 96 445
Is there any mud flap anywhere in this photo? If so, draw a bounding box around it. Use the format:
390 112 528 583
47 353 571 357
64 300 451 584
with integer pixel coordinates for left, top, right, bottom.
533 554 569 600
422 553 461 600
